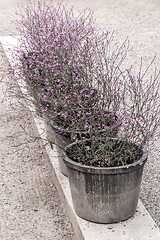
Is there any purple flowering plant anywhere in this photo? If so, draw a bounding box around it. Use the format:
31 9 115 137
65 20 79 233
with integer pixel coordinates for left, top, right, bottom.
12 1 95 108
11 1 160 167
13 1 126 136
66 55 160 167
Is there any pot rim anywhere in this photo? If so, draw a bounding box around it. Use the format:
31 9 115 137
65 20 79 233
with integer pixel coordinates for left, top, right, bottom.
50 117 121 136
63 139 148 174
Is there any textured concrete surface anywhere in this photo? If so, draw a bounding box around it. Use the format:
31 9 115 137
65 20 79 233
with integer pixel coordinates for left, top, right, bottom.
0 0 160 238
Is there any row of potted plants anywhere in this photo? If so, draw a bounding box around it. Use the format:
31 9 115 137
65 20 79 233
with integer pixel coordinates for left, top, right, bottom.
12 1 160 223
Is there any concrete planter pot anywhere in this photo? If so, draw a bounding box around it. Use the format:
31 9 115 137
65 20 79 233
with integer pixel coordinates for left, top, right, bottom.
38 98 56 143
39 98 69 175
42 113 56 144
50 120 72 176
50 114 121 176
63 141 148 223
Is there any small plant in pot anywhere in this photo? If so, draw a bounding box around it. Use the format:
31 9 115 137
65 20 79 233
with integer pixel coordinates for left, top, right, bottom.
63 57 160 223
44 29 130 137
11 1 98 146
13 2 129 130
49 88 121 141
12 1 131 177
13 0 97 115
48 85 121 176
40 31 129 176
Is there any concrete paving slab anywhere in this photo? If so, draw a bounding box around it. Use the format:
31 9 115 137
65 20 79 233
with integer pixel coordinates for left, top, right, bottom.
1 35 160 240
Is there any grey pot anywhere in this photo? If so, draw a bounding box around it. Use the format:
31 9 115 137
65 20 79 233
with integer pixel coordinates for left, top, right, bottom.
40 99 69 175
42 113 56 144
63 144 148 223
50 115 121 176
50 120 72 176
